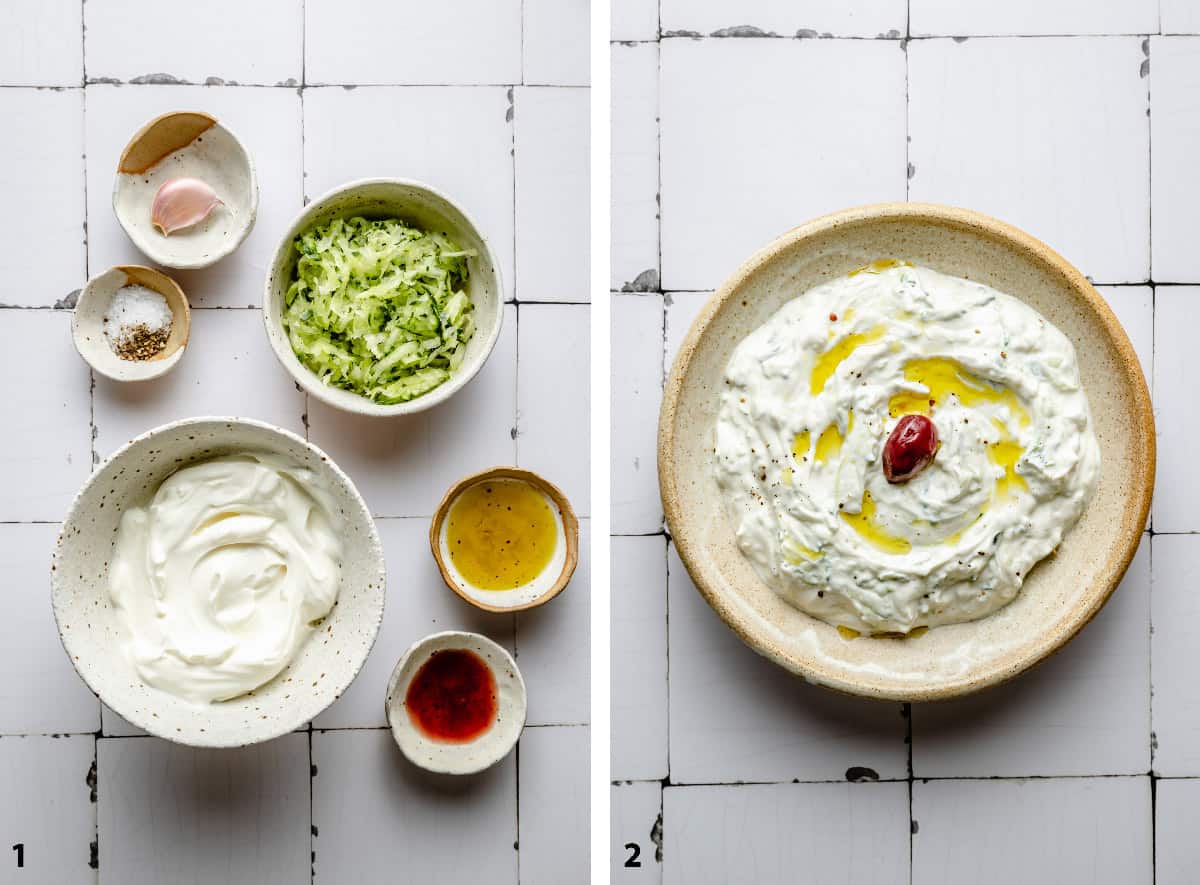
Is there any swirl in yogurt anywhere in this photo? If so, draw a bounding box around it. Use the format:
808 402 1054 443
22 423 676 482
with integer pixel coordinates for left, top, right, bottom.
714 262 1100 634
109 453 343 703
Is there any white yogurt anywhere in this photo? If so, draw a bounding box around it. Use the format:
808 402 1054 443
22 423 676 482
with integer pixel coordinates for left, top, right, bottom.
714 262 1100 634
109 454 344 703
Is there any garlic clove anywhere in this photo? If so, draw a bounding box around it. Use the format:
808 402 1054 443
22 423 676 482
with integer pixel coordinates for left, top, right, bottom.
151 177 223 236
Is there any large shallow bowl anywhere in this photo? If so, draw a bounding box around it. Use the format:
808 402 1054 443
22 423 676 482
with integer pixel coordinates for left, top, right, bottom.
659 203 1154 702
51 417 386 746
263 178 504 417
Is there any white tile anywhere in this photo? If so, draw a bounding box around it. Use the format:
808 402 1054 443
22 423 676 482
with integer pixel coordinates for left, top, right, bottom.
307 304 516 519
314 519 514 729
1155 779 1200 885
0 311 90 521
663 291 710 367
303 86 515 294
100 705 145 739
1151 38 1200 282
306 0 521 85
98 733 310 883
0 735 94 884
612 294 663 534
611 536 668 780
1153 287 1200 533
1151 535 1200 775
0 89 84 307
515 87 590 303
912 778 1152 885
312 729 517 882
517 304 590 514
664 782 909 885
517 522 590 726
661 39 906 291
84 84 303 308
93 308 305 455
611 781 662 883
1162 0 1200 33
0 0 82 86
661 0 906 38
518 725 589 885
84 0 302 85
0 525 98 735
611 43 659 292
909 38 1149 285
666 543 907 783
1096 286 1153 391
913 534 1149 777
524 0 590 86
911 0 1156 36
613 0 658 41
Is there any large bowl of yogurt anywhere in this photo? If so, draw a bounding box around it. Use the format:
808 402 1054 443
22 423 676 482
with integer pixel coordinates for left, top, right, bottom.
52 417 385 746
660 203 1153 701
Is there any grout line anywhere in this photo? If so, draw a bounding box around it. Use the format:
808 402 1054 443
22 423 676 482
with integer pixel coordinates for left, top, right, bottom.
1146 35 1154 290
308 728 315 883
653 31 1173 41
653 773 1152 788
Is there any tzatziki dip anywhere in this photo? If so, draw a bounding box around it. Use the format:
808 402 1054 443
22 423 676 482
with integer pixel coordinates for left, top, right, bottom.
714 261 1100 635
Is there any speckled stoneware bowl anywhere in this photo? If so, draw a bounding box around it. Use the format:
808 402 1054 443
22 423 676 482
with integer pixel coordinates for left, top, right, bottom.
660 203 1154 702
263 178 504 417
385 631 526 775
51 417 386 747
430 467 579 613
113 111 258 269
72 264 190 382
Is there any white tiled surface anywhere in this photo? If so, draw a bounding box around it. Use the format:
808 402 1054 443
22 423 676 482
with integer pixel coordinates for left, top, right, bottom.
610 781 662 883
912 778 1152 885
98 734 312 883
663 782 910 885
908 37 1150 285
0 88 85 308
660 38 906 291
610 43 659 292
2 1 588 881
517 725 591 885
0 735 95 883
1155 778 1200 885
515 88 591 303
612 6 1179 882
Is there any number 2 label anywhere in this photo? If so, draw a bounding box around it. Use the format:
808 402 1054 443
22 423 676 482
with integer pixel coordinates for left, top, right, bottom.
624 842 641 868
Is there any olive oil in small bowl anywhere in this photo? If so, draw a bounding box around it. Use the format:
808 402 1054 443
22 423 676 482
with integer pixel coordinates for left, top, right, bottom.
430 467 579 613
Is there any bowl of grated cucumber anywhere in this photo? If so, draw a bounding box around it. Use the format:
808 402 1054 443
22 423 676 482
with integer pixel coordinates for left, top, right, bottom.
263 178 504 416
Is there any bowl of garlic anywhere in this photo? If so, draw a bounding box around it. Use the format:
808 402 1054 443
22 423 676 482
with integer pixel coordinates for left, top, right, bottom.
112 110 258 270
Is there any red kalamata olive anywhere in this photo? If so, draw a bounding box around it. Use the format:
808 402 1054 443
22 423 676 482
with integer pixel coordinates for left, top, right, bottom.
883 414 939 483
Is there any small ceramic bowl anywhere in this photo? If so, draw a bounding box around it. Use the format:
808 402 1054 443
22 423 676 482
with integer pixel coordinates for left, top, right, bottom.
72 265 190 381
52 417 386 748
263 178 504 417
385 631 526 775
430 467 579 613
660 203 1154 702
113 110 258 269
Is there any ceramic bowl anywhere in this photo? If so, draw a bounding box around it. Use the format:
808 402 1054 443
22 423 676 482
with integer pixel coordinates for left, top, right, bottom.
263 178 504 417
385 631 526 775
430 467 579 613
113 110 258 269
72 265 191 382
659 203 1154 702
52 417 386 747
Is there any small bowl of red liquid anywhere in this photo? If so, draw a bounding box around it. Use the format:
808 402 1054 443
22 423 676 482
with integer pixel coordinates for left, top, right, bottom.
385 630 526 775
